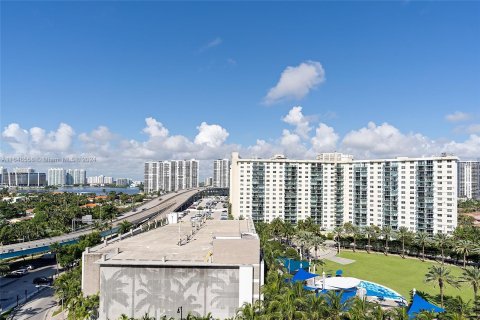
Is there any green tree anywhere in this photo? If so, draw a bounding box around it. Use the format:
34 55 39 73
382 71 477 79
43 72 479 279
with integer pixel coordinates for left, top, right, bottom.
333 226 343 254
454 240 475 268
364 225 378 254
397 226 411 259
425 264 460 307
416 232 430 262
434 233 450 264
461 266 480 299
381 226 394 256
118 220 133 235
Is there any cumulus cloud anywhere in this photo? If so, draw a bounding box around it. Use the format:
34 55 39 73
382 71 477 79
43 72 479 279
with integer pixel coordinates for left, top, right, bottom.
342 122 436 158
264 61 325 104
311 123 339 153
2 123 30 154
282 106 311 139
4 110 480 179
445 111 471 122
442 134 480 159
194 122 229 148
143 117 169 138
29 123 75 152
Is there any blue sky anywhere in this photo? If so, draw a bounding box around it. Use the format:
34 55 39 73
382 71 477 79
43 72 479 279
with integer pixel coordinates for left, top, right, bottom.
1 1 479 179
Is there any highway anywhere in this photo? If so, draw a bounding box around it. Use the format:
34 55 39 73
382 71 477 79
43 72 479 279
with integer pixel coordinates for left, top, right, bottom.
0 188 203 259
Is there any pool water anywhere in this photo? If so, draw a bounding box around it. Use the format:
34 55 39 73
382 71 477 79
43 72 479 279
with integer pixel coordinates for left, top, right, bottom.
358 281 404 300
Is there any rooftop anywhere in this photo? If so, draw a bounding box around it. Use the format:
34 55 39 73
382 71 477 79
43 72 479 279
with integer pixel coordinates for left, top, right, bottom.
91 212 259 266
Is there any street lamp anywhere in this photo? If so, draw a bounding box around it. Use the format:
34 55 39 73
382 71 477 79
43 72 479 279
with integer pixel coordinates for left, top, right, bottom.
177 306 183 320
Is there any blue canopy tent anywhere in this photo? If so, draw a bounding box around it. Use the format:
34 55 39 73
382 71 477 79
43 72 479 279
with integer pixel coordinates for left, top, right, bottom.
291 268 318 283
407 294 445 319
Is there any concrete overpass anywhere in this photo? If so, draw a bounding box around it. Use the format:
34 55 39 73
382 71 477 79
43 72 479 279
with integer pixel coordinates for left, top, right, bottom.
0 187 228 260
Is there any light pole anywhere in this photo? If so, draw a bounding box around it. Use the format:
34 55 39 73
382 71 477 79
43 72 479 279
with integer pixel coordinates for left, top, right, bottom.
177 306 183 320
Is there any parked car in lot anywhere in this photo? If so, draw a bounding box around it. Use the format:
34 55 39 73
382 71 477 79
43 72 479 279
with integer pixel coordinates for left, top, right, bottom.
33 277 53 286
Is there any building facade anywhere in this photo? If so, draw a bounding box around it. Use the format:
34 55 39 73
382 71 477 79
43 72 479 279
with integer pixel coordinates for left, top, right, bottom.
458 161 480 200
230 152 458 234
47 168 66 186
144 159 199 193
213 159 230 188
66 169 87 185
0 168 46 187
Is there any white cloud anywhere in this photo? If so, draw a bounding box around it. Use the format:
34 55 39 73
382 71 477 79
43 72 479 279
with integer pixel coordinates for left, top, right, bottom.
194 122 229 148
199 37 222 52
311 123 339 153
264 61 325 104
442 134 480 159
4 110 480 180
282 106 311 139
2 123 30 154
445 111 471 122
142 117 169 138
30 123 75 152
342 122 436 158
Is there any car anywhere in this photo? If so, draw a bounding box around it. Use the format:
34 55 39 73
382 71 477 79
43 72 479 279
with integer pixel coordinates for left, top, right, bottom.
24 265 35 271
33 277 53 286
142 208 146 211
10 268 28 277
132 208 137 212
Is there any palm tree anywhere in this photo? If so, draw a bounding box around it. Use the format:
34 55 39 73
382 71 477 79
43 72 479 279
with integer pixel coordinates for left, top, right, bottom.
364 226 378 254
333 226 343 254
235 301 263 320
397 227 410 259
461 266 480 298
310 235 325 260
270 217 284 242
425 264 460 307
381 226 394 256
343 222 360 253
432 233 449 265
446 296 472 320
282 222 295 245
454 240 475 268
348 297 372 319
118 220 133 235
416 232 430 262
295 230 312 260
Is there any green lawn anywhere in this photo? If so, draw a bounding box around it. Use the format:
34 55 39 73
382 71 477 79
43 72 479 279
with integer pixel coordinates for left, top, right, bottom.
320 251 474 301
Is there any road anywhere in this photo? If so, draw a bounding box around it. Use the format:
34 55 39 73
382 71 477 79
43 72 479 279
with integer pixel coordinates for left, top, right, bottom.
0 264 57 312
9 287 56 320
0 188 203 258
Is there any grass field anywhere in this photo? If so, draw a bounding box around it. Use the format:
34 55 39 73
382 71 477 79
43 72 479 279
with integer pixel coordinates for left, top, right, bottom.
320 251 474 301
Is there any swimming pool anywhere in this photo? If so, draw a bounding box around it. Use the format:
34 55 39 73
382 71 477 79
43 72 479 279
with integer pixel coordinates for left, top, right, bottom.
358 281 405 300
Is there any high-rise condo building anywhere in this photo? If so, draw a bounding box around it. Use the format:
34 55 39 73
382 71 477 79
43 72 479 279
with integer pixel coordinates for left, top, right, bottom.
144 159 199 193
458 161 480 199
213 159 230 188
230 152 458 234
66 169 87 185
48 168 66 186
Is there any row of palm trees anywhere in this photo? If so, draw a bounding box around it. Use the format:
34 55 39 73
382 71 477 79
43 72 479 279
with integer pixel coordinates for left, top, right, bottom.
331 221 480 267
